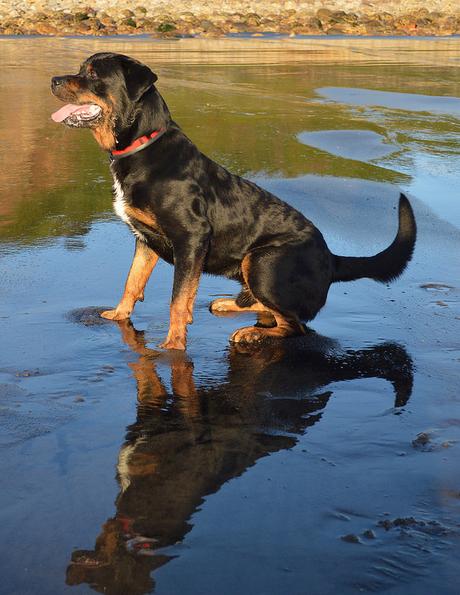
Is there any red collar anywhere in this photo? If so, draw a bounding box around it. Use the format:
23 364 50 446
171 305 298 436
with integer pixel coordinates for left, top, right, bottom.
110 128 166 160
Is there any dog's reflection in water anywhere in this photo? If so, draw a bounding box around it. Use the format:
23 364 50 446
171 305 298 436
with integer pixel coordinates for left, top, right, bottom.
66 320 413 594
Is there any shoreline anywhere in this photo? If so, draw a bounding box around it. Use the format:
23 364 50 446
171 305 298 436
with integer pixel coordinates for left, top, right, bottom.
1 8 460 37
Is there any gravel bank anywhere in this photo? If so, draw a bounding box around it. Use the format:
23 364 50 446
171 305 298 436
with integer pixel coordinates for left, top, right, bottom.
1 1 460 36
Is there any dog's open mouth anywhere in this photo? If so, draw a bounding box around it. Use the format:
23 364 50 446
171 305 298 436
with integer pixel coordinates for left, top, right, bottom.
51 103 102 126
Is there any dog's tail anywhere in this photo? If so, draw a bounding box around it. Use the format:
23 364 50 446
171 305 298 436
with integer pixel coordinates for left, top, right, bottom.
332 194 416 284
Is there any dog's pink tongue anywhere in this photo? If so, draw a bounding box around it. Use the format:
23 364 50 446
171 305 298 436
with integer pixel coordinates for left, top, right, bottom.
51 104 92 123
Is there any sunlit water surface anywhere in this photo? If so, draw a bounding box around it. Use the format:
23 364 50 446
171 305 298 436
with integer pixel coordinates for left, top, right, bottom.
0 37 459 595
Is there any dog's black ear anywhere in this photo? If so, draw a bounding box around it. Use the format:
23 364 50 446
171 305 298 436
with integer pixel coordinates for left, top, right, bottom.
121 57 157 102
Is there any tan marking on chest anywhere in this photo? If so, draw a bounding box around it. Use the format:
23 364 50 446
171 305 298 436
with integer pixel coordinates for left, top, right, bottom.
124 206 164 235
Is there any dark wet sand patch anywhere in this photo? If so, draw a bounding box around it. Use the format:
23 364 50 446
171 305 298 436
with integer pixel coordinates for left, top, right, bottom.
67 306 115 326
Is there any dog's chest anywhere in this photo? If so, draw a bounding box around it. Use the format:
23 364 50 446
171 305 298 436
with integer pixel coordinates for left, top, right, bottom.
111 171 148 242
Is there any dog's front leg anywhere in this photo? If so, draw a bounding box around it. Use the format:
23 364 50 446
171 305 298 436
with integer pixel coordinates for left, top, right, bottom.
160 239 208 351
101 239 158 321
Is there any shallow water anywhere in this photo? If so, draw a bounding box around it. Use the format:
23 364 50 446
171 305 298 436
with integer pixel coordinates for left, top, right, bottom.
0 37 459 595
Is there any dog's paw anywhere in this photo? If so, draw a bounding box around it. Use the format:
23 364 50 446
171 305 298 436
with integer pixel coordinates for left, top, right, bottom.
210 298 237 313
100 308 131 321
159 337 187 351
231 326 266 344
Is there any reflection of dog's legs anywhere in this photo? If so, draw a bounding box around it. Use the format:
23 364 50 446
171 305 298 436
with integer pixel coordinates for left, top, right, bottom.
171 358 200 417
129 360 168 408
117 319 156 356
171 359 196 398
116 320 168 407
102 240 158 321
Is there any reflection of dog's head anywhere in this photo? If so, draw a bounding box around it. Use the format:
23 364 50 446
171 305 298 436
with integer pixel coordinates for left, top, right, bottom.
51 53 161 150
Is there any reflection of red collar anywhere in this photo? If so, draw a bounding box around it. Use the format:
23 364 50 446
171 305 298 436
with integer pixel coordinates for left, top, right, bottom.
110 128 166 160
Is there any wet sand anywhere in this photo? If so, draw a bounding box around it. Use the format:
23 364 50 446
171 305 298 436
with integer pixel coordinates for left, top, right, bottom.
0 37 459 594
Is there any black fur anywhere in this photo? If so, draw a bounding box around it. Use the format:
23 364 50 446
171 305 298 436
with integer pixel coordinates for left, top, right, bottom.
51 53 417 347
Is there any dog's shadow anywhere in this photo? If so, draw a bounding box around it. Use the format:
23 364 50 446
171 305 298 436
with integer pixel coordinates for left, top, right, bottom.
66 319 413 595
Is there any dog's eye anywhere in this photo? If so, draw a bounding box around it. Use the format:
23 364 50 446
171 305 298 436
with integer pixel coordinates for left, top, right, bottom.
88 70 98 80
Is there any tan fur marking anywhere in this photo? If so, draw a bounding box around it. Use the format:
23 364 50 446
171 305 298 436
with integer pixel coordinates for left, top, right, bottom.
124 206 163 234
101 242 158 320
117 320 168 407
241 253 251 286
67 79 83 91
92 124 117 151
210 297 269 314
169 282 196 334
120 243 158 309
161 271 202 350
240 253 265 307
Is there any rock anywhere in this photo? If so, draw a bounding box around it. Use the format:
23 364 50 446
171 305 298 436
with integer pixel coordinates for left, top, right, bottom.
180 12 196 21
157 21 176 32
416 17 432 27
76 20 91 33
120 17 137 28
15 369 40 377
326 25 347 34
199 19 214 31
246 13 261 27
99 14 115 26
81 6 96 17
316 8 332 21
88 18 104 32
417 7 430 17
74 12 89 22
395 16 418 32
412 431 431 448
200 26 224 38
307 17 323 32
330 10 347 22
36 21 57 34
364 19 385 34
341 533 361 544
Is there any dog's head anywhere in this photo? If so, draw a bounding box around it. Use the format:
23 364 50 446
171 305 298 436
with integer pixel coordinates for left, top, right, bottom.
51 53 158 150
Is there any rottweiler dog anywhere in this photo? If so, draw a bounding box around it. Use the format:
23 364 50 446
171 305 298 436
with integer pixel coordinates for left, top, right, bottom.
51 53 416 350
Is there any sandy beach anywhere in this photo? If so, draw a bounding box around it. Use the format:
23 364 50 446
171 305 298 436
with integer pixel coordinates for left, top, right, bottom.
0 35 459 595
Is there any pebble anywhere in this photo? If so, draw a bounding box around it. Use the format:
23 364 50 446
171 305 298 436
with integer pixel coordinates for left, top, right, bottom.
341 533 361 543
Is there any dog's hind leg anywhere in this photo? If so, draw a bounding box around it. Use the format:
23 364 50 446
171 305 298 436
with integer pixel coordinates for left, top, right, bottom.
101 240 158 321
230 244 330 344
